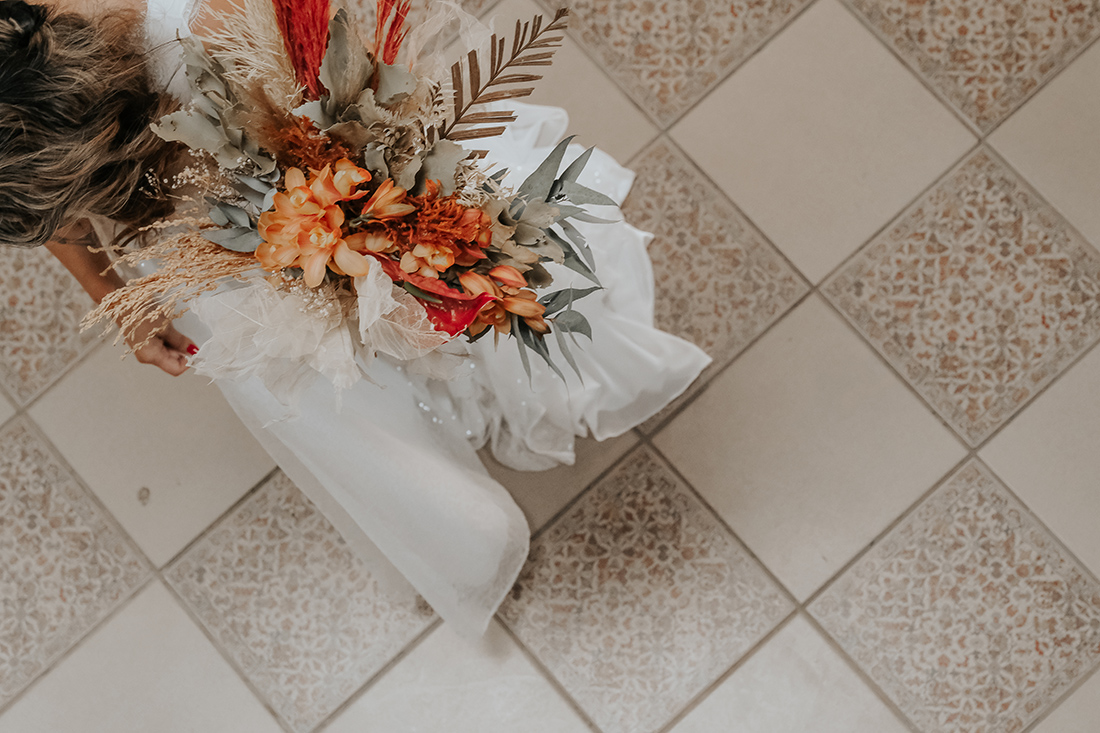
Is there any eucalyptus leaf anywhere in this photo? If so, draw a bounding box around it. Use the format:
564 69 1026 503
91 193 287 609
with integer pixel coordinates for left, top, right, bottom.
558 147 593 185
202 226 263 252
539 286 600 316
415 140 469 196
553 308 593 340
561 248 601 286
375 62 418 106
402 281 442 303
393 155 422 191
319 9 375 116
559 179 618 207
211 203 251 228
556 221 595 270
294 100 334 129
516 135 574 203
513 315 533 381
553 325 583 381
555 204 616 224
328 121 375 152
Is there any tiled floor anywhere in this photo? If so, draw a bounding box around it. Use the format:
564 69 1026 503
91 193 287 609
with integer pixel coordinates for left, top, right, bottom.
2 0 1100 730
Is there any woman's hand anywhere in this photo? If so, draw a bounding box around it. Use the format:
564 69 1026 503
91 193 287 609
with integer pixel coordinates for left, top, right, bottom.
46 223 198 376
129 315 198 377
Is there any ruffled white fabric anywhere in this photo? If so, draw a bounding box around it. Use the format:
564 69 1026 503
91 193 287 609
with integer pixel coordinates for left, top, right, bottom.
142 2 710 634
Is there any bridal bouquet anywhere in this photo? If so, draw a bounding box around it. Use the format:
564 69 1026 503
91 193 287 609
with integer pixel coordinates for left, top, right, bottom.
88 0 611 399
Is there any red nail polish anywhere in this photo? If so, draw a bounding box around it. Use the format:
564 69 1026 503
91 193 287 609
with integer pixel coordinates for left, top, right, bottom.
186 344 199 356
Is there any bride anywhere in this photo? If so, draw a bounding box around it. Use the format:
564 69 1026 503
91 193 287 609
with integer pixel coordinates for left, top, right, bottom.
0 0 709 633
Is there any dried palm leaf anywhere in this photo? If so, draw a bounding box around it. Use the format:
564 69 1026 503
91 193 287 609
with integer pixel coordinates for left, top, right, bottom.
442 8 569 142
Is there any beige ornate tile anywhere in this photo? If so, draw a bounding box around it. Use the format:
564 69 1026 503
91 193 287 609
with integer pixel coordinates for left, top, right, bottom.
622 139 808 426
0 417 149 708
0 247 97 405
811 459 1100 733
824 147 1100 447
848 0 1100 132
499 446 793 733
164 471 435 733
562 0 811 125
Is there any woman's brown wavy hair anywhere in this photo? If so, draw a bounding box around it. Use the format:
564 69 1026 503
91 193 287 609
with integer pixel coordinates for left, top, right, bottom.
0 0 179 247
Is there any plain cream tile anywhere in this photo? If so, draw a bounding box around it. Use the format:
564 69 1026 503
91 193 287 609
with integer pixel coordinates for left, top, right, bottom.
671 616 908 733
990 42 1100 247
325 619 591 733
480 431 637 532
671 0 975 283
1032 670 1100 733
29 345 274 566
981 345 1100 577
460 0 658 163
0 582 281 733
655 296 966 599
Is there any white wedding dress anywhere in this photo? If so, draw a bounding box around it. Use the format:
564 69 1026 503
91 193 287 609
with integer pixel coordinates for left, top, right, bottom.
141 0 710 635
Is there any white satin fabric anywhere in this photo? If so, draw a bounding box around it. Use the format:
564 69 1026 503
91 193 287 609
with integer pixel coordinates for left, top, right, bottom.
141 3 710 634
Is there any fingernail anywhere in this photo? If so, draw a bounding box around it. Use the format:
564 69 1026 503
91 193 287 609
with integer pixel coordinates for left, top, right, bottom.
186 345 199 356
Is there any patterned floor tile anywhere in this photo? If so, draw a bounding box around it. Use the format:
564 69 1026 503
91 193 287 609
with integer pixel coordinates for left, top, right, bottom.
0 417 149 708
623 139 808 428
811 459 1100 733
164 472 435 733
848 0 1100 132
0 247 97 405
563 0 811 126
499 446 793 733
823 147 1100 446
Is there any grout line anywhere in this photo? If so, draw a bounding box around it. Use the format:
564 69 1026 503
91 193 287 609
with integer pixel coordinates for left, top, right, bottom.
654 0 826 132
310 618 444 733
493 615 605 733
981 32 1100 141
800 452 973 609
800 611 924 733
158 574 297 733
160 465 281 570
0 575 156 720
654 609 801 733
1023 655 1100 732
833 0 982 137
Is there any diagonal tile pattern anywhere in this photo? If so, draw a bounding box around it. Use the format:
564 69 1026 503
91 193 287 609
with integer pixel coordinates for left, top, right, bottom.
0 417 148 708
824 147 1100 446
562 0 811 125
847 0 1100 132
622 139 808 427
811 459 1100 733
499 446 793 733
164 472 435 733
0 247 97 405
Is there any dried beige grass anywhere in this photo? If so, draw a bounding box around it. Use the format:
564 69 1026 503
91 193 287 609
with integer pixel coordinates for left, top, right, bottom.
202 0 302 111
83 230 260 350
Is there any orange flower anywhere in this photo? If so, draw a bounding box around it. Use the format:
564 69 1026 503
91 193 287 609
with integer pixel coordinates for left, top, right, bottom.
256 159 376 287
396 181 493 279
461 266 548 336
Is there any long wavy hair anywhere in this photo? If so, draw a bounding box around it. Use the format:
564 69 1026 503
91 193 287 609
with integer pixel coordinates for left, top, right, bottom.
0 0 179 247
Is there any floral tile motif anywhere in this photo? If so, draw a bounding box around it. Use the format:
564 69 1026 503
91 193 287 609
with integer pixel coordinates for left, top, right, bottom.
848 0 1100 131
623 139 808 429
810 459 1100 733
823 148 1100 446
164 472 435 733
0 247 97 405
0 417 149 708
499 446 793 733
564 0 811 125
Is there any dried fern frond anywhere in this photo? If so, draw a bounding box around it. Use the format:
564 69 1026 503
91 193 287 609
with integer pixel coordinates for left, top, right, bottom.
83 232 260 351
204 0 303 111
442 8 569 142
